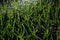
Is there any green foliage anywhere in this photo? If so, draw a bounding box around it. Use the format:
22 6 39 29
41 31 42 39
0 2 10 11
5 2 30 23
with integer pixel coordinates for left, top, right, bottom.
0 0 60 40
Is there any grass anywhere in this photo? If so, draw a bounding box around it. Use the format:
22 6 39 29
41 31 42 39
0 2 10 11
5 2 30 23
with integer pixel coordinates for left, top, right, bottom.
0 0 60 40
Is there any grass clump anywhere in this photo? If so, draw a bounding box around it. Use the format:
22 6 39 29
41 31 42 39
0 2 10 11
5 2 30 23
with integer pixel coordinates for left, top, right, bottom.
0 0 60 40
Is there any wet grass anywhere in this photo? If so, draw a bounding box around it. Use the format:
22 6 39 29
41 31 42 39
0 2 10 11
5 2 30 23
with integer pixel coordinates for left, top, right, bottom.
0 0 60 40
